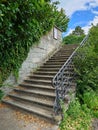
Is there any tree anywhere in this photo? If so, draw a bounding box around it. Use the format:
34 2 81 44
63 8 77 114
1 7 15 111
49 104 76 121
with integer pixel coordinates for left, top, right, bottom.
63 26 85 44
89 25 98 53
63 34 85 44
54 8 69 32
72 26 84 36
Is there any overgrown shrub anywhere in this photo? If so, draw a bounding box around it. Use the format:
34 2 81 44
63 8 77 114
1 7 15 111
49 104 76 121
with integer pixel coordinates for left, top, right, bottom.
74 45 98 100
60 99 92 130
63 34 85 44
0 0 69 86
83 90 98 117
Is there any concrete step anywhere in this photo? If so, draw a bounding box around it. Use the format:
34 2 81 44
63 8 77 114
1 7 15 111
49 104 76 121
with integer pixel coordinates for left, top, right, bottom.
48 59 67 62
14 88 56 98
29 74 54 80
44 62 64 66
19 83 55 90
41 64 74 68
38 68 60 71
24 78 52 85
38 67 74 72
33 71 57 76
57 50 74 53
46 61 65 64
8 94 54 108
53 54 71 57
40 64 62 68
50 56 69 60
2 99 54 121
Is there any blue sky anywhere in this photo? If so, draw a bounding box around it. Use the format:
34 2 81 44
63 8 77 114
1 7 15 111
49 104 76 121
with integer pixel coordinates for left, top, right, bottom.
52 0 98 36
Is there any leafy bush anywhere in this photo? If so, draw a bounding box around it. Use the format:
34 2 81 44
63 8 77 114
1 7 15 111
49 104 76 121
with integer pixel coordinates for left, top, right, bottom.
89 25 98 52
0 90 4 100
83 90 98 117
0 0 69 87
60 25 98 130
63 34 85 44
73 27 98 118
60 99 92 130
74 45 98 99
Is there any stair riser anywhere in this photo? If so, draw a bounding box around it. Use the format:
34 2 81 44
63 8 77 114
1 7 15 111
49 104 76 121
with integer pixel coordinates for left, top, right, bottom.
19 84 54 91
8 95 54 108
29 76 53 80
44 62 64 66
19 85 55 92
34 70 74 76
24 80 52 86
38 68 59 71
14 89 56 99
52 54 70 57
55 52 73 55
2 101 54 122
33 72 56 76
46 60 65 63
57 49 75 52
40 65 62 68
13 91 55 101
49 57 68 60
40 65 74 68
49 58 68 61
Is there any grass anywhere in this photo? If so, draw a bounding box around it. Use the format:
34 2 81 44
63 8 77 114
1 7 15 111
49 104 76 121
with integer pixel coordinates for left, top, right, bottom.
59 99 92 130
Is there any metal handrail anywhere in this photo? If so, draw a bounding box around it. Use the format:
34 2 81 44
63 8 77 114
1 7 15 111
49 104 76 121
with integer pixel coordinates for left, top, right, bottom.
52 34 89 114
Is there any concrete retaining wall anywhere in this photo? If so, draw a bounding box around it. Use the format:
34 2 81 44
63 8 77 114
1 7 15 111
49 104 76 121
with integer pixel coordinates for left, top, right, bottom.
2 26 62 94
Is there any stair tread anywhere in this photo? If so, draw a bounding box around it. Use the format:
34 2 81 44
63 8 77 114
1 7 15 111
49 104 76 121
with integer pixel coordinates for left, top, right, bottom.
34 71 57 75
2 99 53 119
29 74 54 78
48 59 67 61
41 65 62 67
38 68 60 71
8 94 54 106
20 83 54 89
14 88 56 97
25 78 51 83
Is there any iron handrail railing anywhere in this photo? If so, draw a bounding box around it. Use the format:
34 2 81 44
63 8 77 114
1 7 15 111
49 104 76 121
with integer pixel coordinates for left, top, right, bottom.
52 34 89 114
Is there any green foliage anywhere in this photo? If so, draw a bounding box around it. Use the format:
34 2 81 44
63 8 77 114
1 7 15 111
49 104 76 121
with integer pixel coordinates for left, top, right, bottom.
73 26 98 119
83 90 98 117
0 90 4 100
72 26 84 36
67 99 81 119
74 45 98 99
63 25 85 45
60 99 92 130
54 8 69 32
60 24 98 130
89 25 98 52
63 34 85 44
0 0 69 90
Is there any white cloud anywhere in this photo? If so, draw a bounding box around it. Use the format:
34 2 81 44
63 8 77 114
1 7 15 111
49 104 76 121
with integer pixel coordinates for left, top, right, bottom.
82 16 98 34
89 15 98 25
52 0 98 17
91 10 98 15
82 26 91 34
63 16 98 36
52 0 98 36
63 28 74 37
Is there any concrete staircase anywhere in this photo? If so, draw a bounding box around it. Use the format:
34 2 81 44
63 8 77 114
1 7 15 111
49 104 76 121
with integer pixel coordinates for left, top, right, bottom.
2 44 78 123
